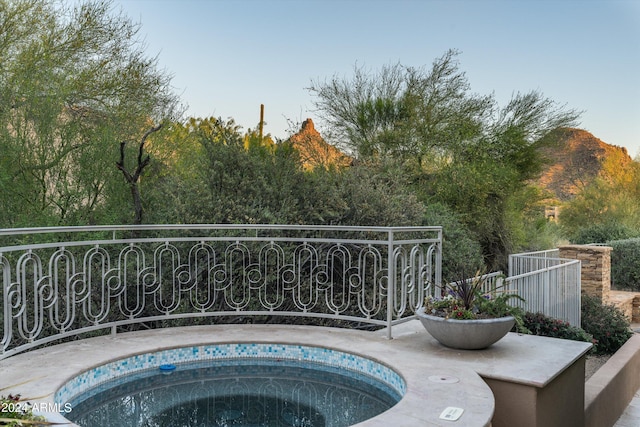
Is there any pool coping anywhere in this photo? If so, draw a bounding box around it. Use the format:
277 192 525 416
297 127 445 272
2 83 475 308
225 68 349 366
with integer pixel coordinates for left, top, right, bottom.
0 320 591 426
56 342 407 411
1 322 495 426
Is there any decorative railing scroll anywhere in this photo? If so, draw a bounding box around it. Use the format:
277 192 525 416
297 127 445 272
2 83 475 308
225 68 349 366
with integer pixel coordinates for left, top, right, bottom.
0 225 442 358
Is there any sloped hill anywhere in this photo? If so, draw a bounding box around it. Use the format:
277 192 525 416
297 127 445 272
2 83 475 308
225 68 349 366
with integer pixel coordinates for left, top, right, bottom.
536 128 633 201
288 124 630 203
288 119 352 170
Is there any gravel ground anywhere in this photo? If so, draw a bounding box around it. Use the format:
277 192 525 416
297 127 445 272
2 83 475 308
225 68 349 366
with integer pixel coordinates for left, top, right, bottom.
585 354 611 380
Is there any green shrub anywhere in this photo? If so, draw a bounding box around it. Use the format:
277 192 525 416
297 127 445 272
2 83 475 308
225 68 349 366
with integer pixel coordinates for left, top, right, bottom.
608 238 640 291
523 312 594 345
334 163 426 226
581 294 633 354
422 203 485 283
571 222 636 245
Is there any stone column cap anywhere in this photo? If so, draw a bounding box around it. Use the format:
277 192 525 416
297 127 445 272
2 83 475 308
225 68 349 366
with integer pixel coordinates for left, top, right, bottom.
559 244 613 252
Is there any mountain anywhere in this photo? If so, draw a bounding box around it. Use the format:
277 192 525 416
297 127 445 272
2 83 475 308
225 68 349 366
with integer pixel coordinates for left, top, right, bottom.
536 128 633 202
288 123 629 204
288 119 352 170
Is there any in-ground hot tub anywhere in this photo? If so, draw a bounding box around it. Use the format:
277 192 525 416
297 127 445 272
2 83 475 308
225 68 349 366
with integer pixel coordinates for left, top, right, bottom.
2 324 496 426
56 343 405 427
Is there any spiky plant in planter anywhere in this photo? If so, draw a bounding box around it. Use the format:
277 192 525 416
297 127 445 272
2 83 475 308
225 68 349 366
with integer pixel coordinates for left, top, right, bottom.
417 271 527 349
423 272 526 328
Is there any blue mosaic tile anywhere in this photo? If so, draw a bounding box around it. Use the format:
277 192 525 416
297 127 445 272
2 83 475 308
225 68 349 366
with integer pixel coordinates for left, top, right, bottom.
55 343 406 406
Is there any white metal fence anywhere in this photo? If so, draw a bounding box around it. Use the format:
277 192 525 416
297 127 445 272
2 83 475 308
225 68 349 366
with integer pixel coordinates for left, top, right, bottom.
0 224 442 359
506 249 581 326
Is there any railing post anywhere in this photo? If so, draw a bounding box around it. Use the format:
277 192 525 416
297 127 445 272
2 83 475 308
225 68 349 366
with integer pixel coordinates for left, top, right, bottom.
543 266 550 317
387 229 395 340
1 254 12 355
508 254 514 277
575 262 582 325
436 228 442 292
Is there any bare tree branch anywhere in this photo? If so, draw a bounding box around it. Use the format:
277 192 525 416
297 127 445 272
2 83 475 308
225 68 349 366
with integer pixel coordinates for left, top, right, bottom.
116 124 163 224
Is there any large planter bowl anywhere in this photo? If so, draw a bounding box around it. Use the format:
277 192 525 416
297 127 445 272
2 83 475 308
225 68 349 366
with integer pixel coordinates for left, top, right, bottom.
416 307 515 350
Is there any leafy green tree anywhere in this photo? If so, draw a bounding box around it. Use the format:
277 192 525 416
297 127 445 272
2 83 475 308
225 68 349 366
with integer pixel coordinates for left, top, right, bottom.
149 117 426 228
561 155 640 241
308 61 411 158
309 50 580 270
149 117 304 224
308 50 492 162
0 0 179 227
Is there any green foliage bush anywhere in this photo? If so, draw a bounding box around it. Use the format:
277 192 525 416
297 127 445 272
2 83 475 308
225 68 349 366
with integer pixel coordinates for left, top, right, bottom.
333 163 426 226
571 222 637 245
522 296 634 355
152 129 427 228
581 294 633 354
422 203 484 283
608 238 640 291
523 312 594 345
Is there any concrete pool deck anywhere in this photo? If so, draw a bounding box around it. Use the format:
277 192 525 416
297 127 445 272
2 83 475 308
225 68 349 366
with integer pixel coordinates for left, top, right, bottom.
0 320 592 427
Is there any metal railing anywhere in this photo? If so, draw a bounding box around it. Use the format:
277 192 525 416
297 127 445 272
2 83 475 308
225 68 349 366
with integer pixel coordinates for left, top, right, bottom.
0 225 442 359
506 250 581 326
509 248 560 275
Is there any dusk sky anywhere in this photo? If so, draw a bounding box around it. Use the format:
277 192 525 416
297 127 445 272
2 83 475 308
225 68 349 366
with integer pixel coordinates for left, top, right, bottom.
112 0 640 157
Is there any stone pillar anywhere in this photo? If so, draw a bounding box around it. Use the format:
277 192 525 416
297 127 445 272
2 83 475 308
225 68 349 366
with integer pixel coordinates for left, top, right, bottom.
633 297 640 323
559 245 612 303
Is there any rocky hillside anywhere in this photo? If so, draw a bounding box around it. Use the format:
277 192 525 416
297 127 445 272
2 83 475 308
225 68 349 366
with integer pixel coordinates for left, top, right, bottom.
536 128 633 202
288 119 351 170
288 123 630 203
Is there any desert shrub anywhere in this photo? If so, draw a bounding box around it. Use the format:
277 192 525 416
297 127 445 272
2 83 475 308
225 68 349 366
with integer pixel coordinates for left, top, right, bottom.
523 312 594 345
608 238 640 291
581 294 633 354
571 222 636 245
333 163 426 226
422 202 485 283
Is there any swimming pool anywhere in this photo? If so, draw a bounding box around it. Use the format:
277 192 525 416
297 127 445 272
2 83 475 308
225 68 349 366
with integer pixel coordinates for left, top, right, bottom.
56 343 406 427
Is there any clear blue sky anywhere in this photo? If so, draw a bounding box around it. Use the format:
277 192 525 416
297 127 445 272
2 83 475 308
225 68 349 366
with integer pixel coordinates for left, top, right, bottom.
112 0 640 157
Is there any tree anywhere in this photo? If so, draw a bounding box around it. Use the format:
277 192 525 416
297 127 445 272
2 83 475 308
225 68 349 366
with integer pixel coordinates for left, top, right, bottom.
561 156 640 241
429 91 581 268
308 50 493 162
116 124 162 224
150 117 302 225
309 50 581 270
0 0 180 226
307 61 409 158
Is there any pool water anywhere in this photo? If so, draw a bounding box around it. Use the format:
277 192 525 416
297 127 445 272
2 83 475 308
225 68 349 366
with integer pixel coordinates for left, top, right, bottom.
66 359 402 427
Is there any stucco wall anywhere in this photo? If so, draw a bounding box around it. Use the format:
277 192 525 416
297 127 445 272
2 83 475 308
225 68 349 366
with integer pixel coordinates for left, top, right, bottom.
585 334 640 427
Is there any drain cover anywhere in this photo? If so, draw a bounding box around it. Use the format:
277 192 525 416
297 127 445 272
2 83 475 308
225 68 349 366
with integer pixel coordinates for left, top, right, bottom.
428 375 459 384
